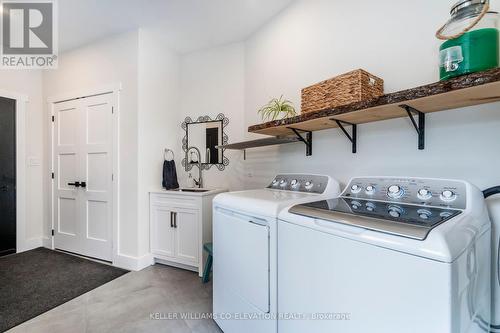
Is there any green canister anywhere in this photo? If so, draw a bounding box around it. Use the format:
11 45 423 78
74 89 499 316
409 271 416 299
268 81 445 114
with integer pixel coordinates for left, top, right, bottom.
437 0 499 80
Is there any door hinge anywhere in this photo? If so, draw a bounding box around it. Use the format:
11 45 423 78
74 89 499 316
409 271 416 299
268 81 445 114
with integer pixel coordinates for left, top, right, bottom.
51 172 54 179
111 173 114 181
51 229 54 236
51 115 55 122
112 106 114 114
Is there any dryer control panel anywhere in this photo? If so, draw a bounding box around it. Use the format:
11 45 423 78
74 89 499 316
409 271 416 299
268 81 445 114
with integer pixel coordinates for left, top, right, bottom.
342 177 467 210
268 174 329 194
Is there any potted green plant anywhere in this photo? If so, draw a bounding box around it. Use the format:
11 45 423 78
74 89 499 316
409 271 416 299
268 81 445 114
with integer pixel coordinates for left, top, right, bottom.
258 95 297 121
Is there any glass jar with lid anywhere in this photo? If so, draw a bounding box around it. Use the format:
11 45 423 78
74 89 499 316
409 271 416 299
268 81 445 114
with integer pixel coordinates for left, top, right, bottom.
437 0 499 80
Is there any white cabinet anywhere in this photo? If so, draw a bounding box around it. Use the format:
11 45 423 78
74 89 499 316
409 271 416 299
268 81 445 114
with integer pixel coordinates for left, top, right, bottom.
150 204 179 259
174 208 199 263
150 189 225 276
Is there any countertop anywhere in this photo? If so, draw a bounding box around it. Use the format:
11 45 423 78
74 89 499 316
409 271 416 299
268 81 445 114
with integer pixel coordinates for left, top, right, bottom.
150 188 227 197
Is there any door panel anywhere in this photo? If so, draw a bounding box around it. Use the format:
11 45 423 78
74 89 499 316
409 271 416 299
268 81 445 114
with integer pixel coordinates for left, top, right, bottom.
86 102 109 144
58 106 78 146
175 208 199 264
151 205 176 258
53 94 113 261
214 209 270 313
0 97 16 256
87 200 107 241
58 153 77 190
87 153 107 192
54 99 80 253
58 197 77 235
80 94 113 260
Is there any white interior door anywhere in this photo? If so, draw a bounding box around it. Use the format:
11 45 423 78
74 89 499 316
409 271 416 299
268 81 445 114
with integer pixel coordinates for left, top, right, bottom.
53 99 81 255
53 93 114 261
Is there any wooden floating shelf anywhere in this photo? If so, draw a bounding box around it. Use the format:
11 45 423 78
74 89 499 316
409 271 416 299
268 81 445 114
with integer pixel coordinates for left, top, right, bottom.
248 68 500 137
219 133 313 160
219 136 302 150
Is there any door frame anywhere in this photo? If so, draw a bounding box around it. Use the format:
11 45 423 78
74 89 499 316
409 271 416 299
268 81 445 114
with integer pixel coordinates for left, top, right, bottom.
48 83 121 263
0 89 28 253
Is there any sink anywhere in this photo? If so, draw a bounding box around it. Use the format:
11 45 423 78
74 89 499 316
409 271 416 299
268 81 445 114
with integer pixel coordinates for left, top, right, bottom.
172 188 210 193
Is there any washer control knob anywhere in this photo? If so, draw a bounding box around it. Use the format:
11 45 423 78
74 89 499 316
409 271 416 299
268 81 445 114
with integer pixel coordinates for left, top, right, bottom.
388 205 404 218
365 202 376 212
305 181 314 191
387 185 404 199
417 209 432 220
291 179 298 186
440 211 453 218
272 179 279 186
417 189 432 200
351 201 362 210
365 185 376 195
351 184 362 194
440 190 456 202
279 179 288 187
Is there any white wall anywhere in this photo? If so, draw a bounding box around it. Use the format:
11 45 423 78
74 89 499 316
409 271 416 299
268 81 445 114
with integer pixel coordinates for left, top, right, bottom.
243 0 500 192
137 26 181 257
43 31 141 260
0 70 44 249
178 43 246 191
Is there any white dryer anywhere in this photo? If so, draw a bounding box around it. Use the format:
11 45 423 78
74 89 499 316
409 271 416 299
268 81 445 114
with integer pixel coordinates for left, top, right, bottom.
212 174 340 333
278 177 491 333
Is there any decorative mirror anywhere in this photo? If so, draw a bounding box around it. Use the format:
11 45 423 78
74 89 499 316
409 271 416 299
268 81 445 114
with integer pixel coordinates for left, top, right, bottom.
181 113 229 171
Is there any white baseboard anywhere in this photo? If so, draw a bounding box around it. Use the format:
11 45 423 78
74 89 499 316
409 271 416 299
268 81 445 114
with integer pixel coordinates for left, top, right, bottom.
113 252 153 271
154 258 199 275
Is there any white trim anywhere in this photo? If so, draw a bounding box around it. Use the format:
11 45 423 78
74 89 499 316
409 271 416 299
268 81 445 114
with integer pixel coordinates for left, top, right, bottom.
154 258 198 273
114 253 153 271
48 83 121 266
46 83 122 104
0 90 31 253
111 89 122 267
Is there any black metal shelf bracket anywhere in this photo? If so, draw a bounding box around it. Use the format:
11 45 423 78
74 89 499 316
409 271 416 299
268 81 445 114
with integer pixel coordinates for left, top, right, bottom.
288 128 313 156
400 104 425 150
332 119 357 153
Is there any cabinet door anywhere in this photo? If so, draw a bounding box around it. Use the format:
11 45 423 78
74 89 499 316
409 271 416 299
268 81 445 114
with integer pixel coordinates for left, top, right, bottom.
174 208 199 264
151 205 176 258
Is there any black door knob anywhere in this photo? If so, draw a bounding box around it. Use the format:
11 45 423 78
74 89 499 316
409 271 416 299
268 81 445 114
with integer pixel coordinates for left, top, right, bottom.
80 181 87 188
68 182 81 187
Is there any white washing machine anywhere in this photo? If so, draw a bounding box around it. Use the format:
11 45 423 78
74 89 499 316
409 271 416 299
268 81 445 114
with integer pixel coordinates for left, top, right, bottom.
278 177 491 333
212 174 340 333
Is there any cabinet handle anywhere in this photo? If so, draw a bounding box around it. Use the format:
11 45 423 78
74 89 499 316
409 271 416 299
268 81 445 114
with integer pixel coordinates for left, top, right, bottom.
174 212 177 228
170 212 174 228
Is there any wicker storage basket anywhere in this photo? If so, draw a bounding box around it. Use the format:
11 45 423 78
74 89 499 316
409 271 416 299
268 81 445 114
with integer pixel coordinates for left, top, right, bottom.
301 69 384 114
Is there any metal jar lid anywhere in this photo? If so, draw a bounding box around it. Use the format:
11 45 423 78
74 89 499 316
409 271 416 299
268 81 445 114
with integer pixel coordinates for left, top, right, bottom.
451 0 488 15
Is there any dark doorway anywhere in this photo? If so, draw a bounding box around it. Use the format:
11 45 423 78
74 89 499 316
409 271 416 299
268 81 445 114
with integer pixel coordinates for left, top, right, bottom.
206 127 220 164
0 97 16 256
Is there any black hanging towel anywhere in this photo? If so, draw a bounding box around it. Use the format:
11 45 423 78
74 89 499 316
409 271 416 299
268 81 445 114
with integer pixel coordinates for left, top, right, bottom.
162 160 179 190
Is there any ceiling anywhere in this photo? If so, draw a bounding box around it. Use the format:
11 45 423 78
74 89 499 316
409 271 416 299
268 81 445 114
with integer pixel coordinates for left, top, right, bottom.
58 0 295 53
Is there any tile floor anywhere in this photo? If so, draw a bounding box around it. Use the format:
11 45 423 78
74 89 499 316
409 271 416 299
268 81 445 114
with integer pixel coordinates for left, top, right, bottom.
8 264 222 333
